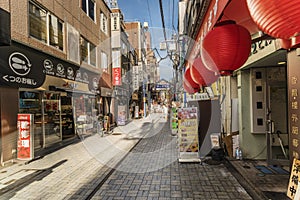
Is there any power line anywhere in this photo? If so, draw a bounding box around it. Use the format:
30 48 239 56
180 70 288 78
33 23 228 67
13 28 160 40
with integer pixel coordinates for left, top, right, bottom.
146 0 153 27
159 0 167 42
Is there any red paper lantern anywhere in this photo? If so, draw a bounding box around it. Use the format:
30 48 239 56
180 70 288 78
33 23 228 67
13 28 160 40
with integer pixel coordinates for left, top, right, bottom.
190 57 219 87
246 0 300 48
183 81 198 94
183 67 199 94
201 21 251 76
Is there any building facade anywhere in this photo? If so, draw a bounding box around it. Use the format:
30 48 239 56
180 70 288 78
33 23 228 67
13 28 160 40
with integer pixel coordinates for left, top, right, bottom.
178 0 296 167
0 0 112 165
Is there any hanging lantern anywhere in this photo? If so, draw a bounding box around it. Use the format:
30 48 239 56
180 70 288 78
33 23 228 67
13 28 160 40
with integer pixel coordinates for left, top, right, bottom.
183 81 198 94
190 57 219 87
246 0 300 48
183 67 199 94
201 20 252 76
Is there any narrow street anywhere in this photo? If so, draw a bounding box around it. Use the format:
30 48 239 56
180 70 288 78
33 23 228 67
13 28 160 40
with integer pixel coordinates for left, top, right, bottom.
0 113 254 200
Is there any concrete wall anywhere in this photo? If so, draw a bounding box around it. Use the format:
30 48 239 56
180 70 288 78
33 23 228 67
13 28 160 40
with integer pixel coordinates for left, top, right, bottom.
238 70 266 159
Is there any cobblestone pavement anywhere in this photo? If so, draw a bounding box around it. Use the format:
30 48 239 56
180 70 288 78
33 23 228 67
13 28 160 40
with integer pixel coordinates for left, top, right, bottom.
0 113 254 200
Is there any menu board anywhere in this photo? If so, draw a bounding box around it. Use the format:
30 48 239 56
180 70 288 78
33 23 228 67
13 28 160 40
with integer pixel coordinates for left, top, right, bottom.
177 107 200 162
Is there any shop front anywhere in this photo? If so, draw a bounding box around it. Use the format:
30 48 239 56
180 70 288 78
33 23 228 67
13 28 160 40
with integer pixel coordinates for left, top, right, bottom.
99 72 113 126
0 41 46 163
0 40 100 164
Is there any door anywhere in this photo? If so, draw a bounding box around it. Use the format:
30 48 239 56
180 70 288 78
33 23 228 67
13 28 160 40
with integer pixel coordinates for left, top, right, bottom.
267 83 289 165
43 92 62 146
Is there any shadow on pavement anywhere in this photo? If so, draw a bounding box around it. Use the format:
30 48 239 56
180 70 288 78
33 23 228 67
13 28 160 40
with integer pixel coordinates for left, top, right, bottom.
0 159 68 199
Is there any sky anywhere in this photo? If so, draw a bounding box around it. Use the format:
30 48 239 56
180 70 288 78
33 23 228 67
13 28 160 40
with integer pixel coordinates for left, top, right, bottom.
118 0 179 81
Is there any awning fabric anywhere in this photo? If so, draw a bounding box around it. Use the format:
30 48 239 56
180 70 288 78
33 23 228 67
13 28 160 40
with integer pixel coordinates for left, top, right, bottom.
36 75 94 95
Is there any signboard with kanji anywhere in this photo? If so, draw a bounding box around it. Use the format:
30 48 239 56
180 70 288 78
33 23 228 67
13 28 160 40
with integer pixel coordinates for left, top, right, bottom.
177 107 200 162
17 114 34 160
287 158 300 199
288 50 300 161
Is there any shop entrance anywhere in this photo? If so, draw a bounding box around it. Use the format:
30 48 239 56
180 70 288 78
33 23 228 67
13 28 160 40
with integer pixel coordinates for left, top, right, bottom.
43 92 62 146
266 77 289 165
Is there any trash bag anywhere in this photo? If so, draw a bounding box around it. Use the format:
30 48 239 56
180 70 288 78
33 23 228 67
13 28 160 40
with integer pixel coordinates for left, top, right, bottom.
211 148 225 161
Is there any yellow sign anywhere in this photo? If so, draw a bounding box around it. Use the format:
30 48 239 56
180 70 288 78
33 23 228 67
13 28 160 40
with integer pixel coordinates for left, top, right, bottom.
287 158 300 199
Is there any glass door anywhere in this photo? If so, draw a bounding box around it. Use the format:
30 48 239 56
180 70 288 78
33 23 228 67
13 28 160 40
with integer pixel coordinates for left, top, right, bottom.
43 92 62 146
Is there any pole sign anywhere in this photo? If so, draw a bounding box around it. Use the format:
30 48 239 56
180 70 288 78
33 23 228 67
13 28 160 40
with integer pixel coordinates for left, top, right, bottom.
17 114 34 160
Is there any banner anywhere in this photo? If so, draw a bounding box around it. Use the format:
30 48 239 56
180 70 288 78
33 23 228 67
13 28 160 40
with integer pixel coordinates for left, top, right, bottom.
117 105 126 125
178 107 200 162
17 114 34 160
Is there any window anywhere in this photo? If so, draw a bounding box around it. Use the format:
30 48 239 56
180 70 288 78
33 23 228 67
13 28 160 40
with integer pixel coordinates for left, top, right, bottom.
81 0 95 21
101 52 108 71
80 36 96 67
49 15 63 50
29 1 64 50
100 12 107 34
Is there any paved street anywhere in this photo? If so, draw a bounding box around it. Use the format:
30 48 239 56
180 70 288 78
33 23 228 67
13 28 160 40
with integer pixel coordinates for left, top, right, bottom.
0 113 253 200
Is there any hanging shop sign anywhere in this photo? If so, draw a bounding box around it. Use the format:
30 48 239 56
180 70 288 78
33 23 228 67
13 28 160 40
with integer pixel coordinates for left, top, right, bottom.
178 107 200 163
17 114 34 160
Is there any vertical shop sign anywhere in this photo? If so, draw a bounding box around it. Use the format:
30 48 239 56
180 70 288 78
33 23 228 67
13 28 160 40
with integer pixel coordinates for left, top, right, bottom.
113 67 121 86
287 158 300 199
17 114 34 160
288 51 300 161
178 107 200 162
112 51 121 86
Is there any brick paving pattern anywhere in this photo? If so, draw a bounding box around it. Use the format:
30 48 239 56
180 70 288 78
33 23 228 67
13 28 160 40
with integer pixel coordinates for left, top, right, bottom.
91 119 252 200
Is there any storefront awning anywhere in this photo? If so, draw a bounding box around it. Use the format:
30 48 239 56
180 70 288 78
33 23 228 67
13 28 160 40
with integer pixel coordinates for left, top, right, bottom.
37 75 95 95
